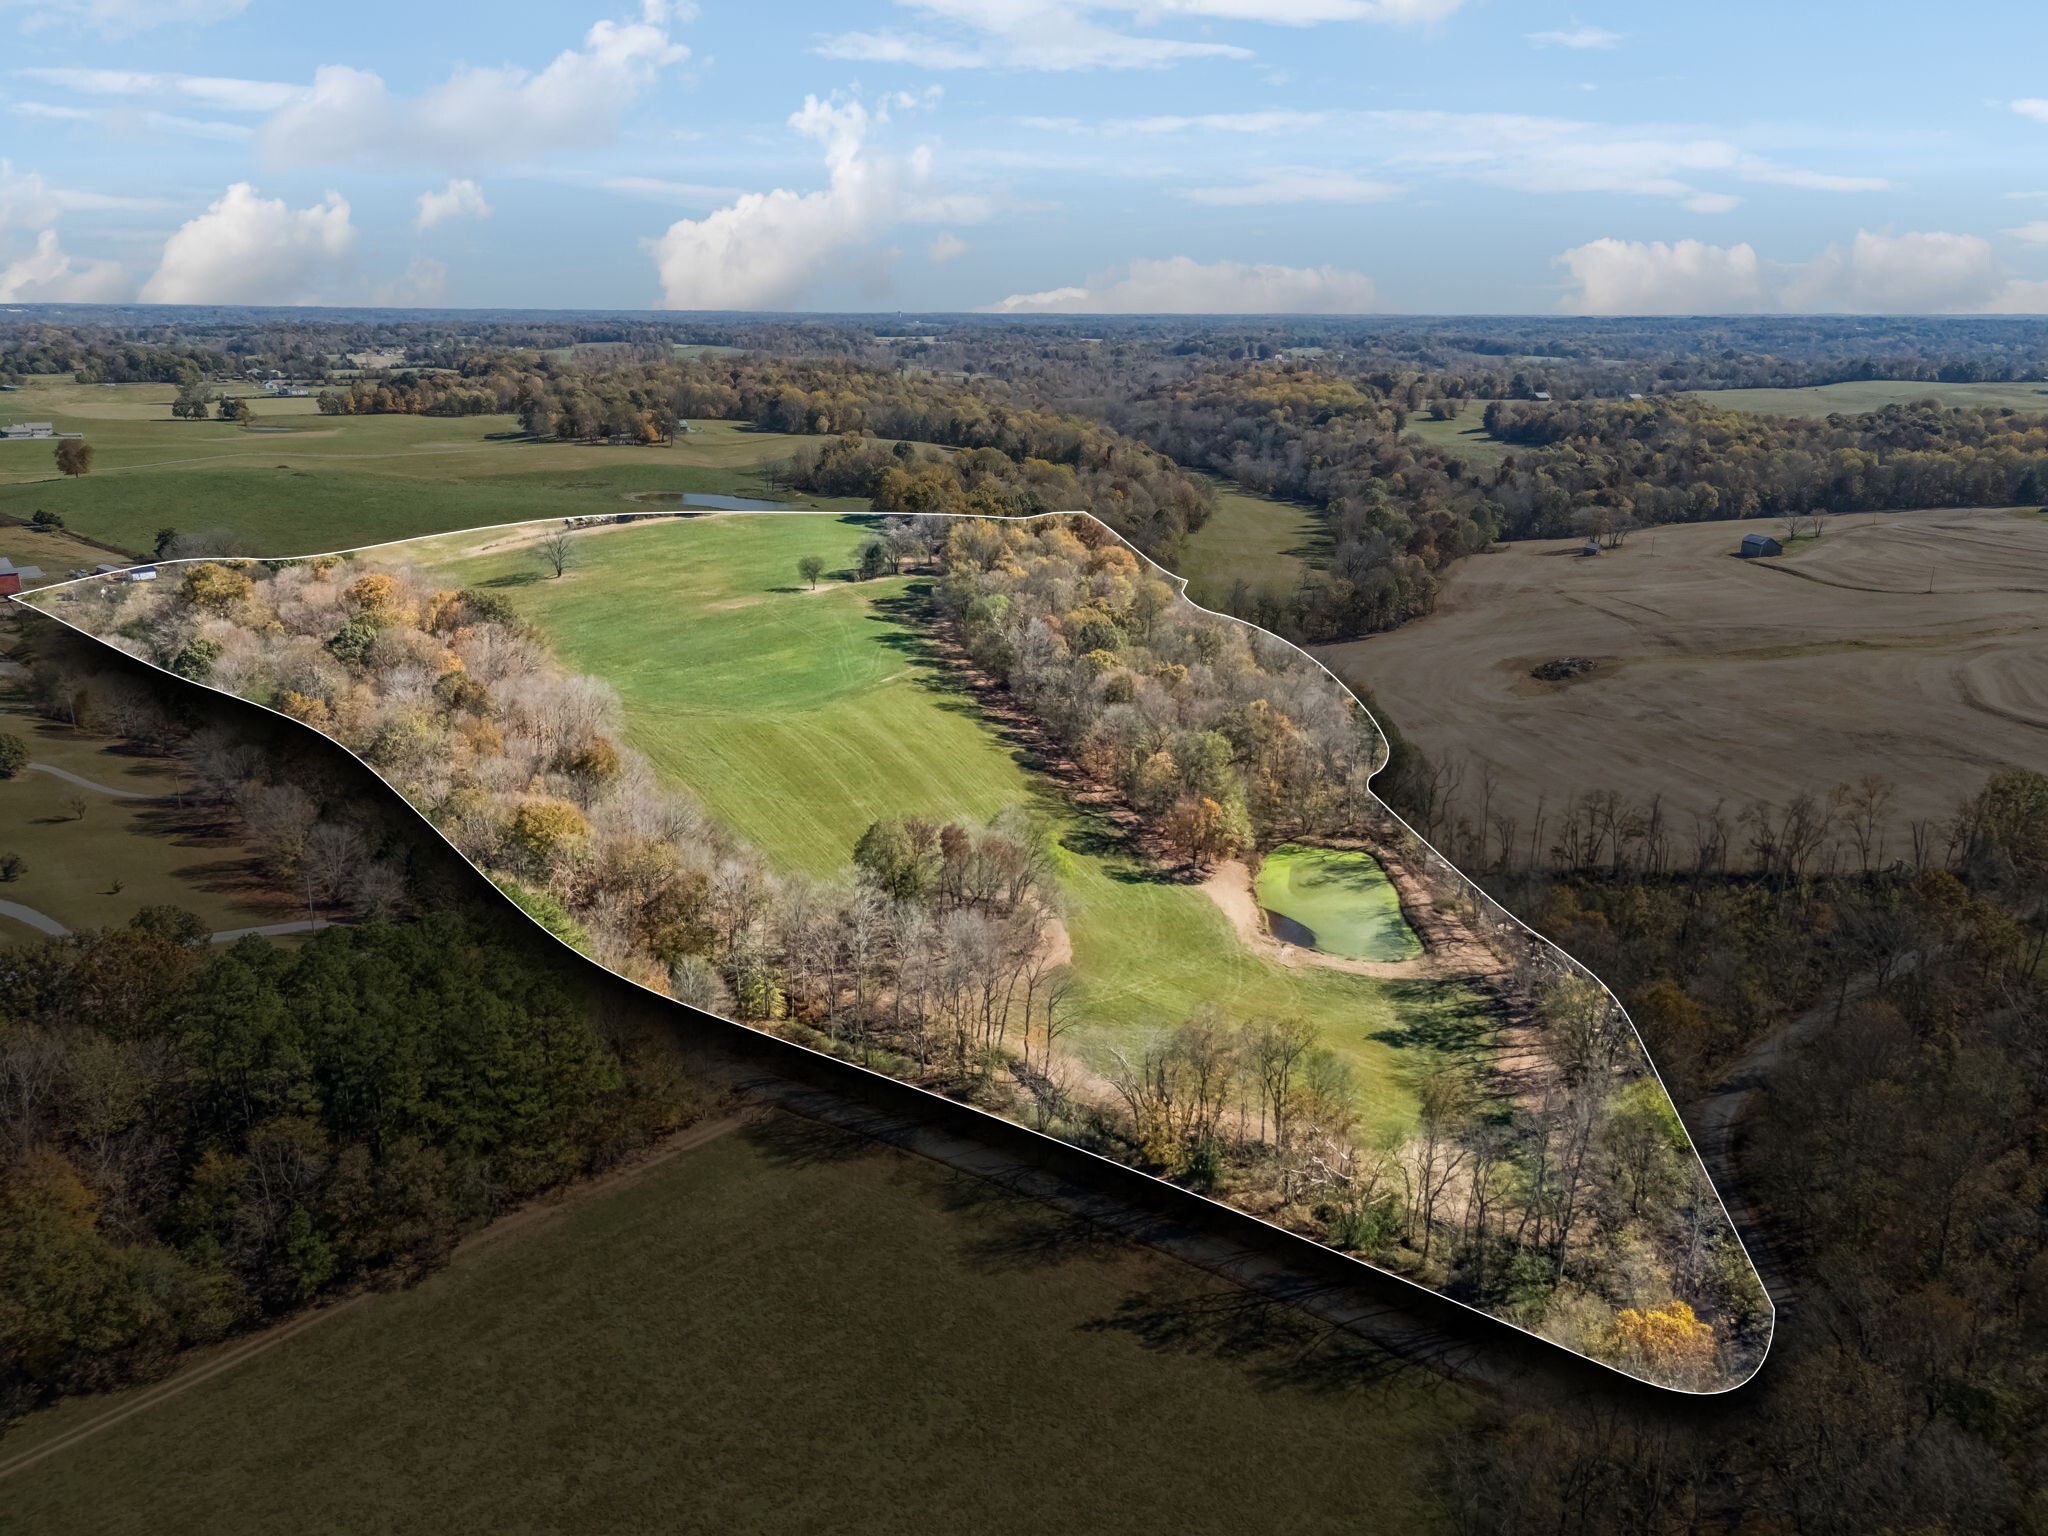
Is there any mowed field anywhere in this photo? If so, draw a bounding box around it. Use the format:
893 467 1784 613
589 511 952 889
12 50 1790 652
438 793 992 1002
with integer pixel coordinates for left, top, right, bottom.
0 379 859 559
413 514 1491 1132
1688 378 2048 416
1320 508 2048 842
1175 478 1326 608
0 1115 1461 1535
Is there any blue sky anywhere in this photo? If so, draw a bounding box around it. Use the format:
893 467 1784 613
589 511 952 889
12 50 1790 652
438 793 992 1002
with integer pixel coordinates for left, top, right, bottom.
2 0 2046 314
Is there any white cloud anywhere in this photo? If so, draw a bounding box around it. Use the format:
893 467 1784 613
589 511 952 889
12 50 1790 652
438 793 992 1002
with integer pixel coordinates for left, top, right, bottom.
140 182 356 304
12 99 253 140
816 0 1468 72
1683 192 1742 214
650 94 988 309
1182 169 1399 204
1556 238 1769 314
371 254 448 307
2007 220 2048 246
596 175 744 204
983 255 1383 313
2013 99 2048 124
928 230 969 262
1 0 252 35
0 228 128 301
1558 229 2048 315
0 161 62 234
19 66 297 111
259 18 686 168
1105 109 1328 134
415 178 491 231
1527 25 1620 48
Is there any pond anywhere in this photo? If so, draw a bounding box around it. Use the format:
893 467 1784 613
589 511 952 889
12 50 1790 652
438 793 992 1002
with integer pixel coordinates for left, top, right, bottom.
1254 844 1422 963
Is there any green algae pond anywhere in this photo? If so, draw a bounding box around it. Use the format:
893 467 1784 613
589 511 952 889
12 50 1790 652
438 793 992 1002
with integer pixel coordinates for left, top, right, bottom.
1254 845 1422 962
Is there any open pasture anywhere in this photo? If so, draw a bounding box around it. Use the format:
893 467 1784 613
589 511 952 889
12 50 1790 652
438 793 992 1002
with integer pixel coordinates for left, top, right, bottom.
1688 378 2048 417
0 379 853 559
1174 478 1326 609
1320 507 2048 845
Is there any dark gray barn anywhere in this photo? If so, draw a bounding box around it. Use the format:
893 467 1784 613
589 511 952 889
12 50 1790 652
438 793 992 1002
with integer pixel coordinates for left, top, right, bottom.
1740 532 1784 558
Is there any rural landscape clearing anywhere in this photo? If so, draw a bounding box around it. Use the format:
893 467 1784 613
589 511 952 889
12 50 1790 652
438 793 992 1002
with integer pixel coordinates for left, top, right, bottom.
24 510 1771 1392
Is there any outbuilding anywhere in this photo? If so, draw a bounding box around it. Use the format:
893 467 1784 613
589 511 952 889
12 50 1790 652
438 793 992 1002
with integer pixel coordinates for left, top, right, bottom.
1740 533 1784 558
0 556 45 595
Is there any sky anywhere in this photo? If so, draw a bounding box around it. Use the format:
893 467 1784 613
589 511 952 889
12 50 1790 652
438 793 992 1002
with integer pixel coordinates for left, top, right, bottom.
2 0 2047 315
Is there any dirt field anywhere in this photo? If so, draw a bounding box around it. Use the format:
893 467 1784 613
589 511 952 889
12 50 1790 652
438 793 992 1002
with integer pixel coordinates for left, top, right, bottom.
1318 508 2048 850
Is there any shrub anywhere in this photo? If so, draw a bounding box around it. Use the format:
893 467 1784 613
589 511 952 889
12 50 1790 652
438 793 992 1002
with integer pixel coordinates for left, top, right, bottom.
0 732 26 779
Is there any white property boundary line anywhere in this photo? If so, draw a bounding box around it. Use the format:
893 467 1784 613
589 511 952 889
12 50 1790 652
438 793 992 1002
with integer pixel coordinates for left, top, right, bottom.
10 507 1776 1396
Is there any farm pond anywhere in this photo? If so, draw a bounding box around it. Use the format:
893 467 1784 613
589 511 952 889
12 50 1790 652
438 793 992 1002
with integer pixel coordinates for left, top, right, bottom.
1254 845 1422 962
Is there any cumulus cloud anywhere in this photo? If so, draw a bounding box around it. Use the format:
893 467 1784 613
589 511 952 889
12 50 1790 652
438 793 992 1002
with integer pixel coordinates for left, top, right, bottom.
1557 229 2048 315
0 228 128 301
1556 238 1769 314
140 182 356 304
1527 25 1620 48
415 178 491 231
928 231 969 262
0 161 63 234
983 255 1383 313
258 18 686 168
817 0 1466 72
2008 220 2048 246
1182 169 1399 205
650 94 986 309
2013 99 2048 124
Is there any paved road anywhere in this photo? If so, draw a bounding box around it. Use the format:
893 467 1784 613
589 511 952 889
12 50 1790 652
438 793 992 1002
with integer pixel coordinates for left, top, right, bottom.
0 906 332 944
0 899 68 936
25 761 158 799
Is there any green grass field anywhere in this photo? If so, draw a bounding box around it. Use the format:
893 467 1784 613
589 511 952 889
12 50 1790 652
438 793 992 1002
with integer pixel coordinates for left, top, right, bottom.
1688 378 2048 417
1401 409 1513 468
1175 479 1326 608
0 713 295 939
419 514 1488 1132
1255 846 1421 964
0 379 857 559
0 1115 1461 1535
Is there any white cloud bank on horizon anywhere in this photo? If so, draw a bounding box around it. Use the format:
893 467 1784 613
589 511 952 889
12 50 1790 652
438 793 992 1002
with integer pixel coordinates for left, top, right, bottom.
416 178 491 231
0 228 128 301
141 182 356 304
650 94 986 309
1558 230 2048 315
983 256 1384 313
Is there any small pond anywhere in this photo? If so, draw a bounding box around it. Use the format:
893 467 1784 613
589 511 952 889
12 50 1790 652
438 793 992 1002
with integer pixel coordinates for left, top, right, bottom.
1254 844 1422 962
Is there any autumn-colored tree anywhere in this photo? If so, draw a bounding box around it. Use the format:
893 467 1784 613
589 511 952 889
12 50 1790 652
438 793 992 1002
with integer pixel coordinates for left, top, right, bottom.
53 439 93 476
1612 1300 1717 1386
344 572 406 616
510 797 590 860
178 561 254 617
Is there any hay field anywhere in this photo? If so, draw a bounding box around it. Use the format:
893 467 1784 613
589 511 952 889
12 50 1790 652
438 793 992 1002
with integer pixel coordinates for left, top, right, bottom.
1319 508 2048 843
1175 478 1325 608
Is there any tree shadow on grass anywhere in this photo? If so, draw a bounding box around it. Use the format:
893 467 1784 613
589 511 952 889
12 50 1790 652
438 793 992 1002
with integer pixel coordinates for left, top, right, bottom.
476 570 544 589
1081 1280 1426 1397
1368 983 1503 1056
739 1109 892 1170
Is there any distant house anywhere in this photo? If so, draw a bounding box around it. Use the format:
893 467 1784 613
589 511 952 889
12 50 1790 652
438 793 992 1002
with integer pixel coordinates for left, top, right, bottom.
1531 391 1552 402
1740 533 1784 559
0 556 46 595
2 421 55 439
264 380 310 397
129 565 159 582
